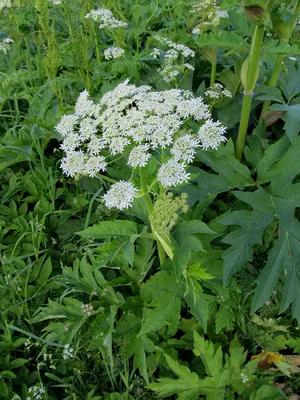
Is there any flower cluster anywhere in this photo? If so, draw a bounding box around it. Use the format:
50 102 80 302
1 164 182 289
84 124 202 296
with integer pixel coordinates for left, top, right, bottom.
151 193 188 233
103 181 138 210
81 303 93 316
152 35 195 82
104 46 125 60
26 384 45 400
0 0 11 10
57 80 227 210
63 344 74 359
191 0 229 32
0 37 14 54
85 8 127 30
51 0 62 5
205 83 232 101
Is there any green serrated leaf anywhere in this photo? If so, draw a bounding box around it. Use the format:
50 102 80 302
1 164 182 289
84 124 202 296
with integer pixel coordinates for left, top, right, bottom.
77 220 138 238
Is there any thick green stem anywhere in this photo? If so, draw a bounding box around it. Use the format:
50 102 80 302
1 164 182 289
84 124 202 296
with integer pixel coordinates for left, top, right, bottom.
139 167 168 266
139 167 153 214
236 25 264 161
236 93 253 161
259 53 284 121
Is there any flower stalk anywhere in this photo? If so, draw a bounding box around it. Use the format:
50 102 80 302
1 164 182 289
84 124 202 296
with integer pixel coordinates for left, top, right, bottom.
236 24 264 161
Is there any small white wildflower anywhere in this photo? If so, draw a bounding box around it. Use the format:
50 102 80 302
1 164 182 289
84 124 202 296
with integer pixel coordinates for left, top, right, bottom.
85 8 127 30
165 49 179 61
0 37 14 54
192 27 201 35
75 90 94 117
60 151 85 177
0 0 12 10
63 344 74 359
128 144 151 167
103 181 138 210
55 114 78 137
85 155 107 177
197 119 227 150
87 136 107 155
60 133 80 153
205 83 232 100
183 63 195 71
104 46 125 60
79 117 98 141
240 373 249 383
51 0 62 4
151 48 160 59
158 159 190 188
109 136 130 155
171 134 199 163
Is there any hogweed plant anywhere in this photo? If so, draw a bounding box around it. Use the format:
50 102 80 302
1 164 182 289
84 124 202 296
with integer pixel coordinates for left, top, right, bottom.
56 80 226 263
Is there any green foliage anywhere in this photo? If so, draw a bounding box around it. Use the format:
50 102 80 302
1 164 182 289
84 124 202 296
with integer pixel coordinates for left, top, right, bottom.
1 0 300 398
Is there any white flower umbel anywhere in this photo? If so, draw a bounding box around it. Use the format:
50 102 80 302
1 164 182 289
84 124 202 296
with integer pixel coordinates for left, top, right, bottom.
158 159 190 188
63 344 74 360
27 383 46 400
104 46 125 60
171 134 199 163
85 155 107 177
103 181 138 210
57 81 226 187
205 83 232 100
128 144 151 167
0 37 14 54
55 114 78 138
198 119 227 150
85 8 127 30
75 90 95 117
0 0 12 10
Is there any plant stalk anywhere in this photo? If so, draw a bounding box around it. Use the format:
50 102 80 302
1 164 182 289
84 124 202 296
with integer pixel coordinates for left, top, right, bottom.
236 25 265 161
139 167 167 266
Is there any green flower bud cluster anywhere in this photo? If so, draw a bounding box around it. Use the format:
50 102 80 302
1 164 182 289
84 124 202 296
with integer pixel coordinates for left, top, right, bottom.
151 192 188 234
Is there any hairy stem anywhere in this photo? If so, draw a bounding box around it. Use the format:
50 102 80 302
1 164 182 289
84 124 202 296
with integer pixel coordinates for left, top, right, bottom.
236 25 264 161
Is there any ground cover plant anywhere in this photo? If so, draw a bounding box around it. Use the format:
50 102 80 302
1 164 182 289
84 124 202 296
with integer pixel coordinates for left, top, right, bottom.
2 0 300 398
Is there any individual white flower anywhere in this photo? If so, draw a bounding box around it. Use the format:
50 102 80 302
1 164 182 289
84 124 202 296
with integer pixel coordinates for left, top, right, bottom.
165 49 178 61
60 133 80 153
205 83 232 100
171 134 199 163
192 27 201 35
103 181 138 210
0 37 14 54
79 117 97 141
75 90 94 117
61 151 85 177
157 159 190 188
109 136 130 155
176 98 210 121
63 344 74 359
85 155 107 177
128 144 151 167
151 48 160 58
0 0 11 10
55 114 78 137
51 0 62 4
197 119 227 150
104 46 125 60
85 8 127 29
240 373 249 383
87 136 107 155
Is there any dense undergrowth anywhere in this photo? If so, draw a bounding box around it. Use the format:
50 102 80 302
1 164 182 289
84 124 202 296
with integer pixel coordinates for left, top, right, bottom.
1 0 300 399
